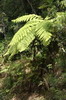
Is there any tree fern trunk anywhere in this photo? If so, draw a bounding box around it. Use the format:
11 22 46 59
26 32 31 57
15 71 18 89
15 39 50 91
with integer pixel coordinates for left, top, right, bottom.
32 39 36 61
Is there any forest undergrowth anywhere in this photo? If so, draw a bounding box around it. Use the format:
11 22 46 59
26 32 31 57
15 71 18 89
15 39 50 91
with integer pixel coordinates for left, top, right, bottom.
0 0 66 100
0 37 66 100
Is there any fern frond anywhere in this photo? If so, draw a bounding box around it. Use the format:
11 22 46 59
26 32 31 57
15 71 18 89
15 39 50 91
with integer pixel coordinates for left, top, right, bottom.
35 21 52 45
12 14 43 23
61 0 66 7
5 20 40 57
9 20 40 46
52 12 66 30
5 12 66 58
17 31 35 52
56 12 66 23
6 31 35 58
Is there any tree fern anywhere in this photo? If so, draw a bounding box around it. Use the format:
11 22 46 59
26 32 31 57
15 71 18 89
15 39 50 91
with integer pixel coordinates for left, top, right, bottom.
5 12 66 58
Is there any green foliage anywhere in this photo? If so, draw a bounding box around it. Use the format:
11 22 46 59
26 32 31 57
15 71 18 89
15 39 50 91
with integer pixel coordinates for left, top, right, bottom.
5 14 53 58
61 0 66 7
12 14 43 22
0 0 66 100
0 41 4 54
5 12 66 58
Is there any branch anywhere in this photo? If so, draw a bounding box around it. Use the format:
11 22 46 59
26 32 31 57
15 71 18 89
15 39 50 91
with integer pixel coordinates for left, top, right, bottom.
27 0 36 14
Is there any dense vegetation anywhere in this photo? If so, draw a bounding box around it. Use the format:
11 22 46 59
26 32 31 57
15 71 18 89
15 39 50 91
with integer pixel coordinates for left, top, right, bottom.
0 0 66 100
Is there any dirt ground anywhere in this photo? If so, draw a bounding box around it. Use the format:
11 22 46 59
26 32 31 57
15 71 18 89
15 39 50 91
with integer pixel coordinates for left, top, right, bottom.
11 93 46 100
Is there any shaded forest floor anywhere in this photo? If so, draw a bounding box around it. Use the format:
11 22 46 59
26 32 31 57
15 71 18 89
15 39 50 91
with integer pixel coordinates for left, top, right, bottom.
0 59 46 100
0 39 66 100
